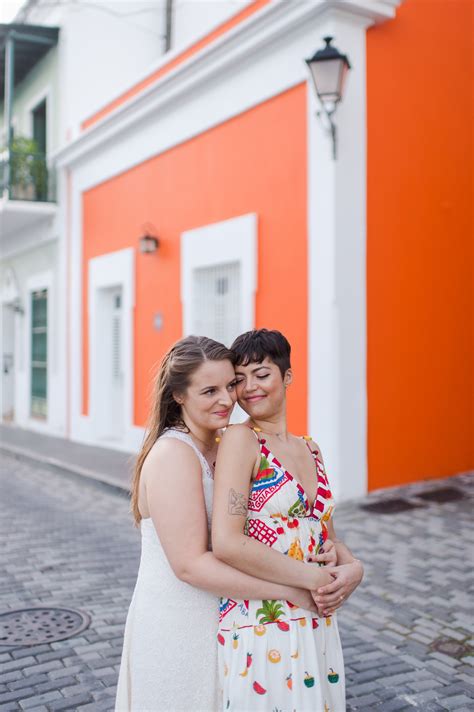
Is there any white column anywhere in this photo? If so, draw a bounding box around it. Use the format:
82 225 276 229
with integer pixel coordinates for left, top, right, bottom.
55 167 69 436
307 11 370 500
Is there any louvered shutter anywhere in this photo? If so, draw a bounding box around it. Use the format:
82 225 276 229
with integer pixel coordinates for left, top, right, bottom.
192 262 241 346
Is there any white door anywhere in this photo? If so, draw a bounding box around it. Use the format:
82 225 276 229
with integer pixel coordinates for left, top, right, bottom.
1 304 15 421
94 286 124 442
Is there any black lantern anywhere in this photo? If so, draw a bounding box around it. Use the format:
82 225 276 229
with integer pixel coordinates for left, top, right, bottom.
305 37 351 159
306 36 351 105
139 233 159 254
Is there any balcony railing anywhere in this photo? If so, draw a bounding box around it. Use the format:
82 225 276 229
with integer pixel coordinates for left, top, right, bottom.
0 149 56 203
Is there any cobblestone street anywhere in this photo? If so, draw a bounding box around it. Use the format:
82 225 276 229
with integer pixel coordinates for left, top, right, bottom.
0 453 473 711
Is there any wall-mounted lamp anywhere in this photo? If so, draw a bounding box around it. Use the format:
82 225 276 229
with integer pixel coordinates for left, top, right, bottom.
305 36 351 160
139 232 160 254
9 297 24 315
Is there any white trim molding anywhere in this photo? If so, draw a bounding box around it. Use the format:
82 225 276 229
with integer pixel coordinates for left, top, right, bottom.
54 0 400 172
1 268 20 304
181 213 257 339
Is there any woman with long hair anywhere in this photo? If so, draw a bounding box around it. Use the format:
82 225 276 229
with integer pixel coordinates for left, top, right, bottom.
212 329 364 711
115 335 325 712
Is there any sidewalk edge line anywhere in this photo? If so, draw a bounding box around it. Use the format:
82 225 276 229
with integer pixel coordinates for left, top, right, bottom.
0 442 130 494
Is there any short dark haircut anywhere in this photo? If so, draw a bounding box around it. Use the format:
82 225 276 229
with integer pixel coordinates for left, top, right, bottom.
231 329 291 378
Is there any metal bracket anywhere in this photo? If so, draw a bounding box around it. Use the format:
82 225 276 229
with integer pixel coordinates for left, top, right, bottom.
316 104 338 161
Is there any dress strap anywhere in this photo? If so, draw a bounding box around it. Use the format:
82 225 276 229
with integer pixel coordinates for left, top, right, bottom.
159 428 213 479
301 435 319 457
247 425 264 444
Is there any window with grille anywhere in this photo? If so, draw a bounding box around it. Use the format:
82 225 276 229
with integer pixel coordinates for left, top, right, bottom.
31 289 47 417
192 262 241 346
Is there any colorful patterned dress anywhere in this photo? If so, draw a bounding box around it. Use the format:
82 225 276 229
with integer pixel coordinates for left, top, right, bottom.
217 431 345 712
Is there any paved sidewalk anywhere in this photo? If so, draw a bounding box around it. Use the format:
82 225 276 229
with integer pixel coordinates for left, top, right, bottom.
0 451 473 711
0 424 133 491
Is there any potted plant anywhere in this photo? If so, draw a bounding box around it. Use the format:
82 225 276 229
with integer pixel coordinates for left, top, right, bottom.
7 136 48 201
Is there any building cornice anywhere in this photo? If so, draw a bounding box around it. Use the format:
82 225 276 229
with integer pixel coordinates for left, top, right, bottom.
54 0 400 169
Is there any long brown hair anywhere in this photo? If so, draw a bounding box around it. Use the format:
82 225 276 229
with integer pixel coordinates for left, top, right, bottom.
131 335 234 524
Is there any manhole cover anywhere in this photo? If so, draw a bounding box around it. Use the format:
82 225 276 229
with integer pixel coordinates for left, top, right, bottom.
431 637 471 659
360 498 424 514
0 607 91 647
416 487 465 503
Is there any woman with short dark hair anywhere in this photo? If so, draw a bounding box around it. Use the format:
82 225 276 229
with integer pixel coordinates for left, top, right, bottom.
213 328 363 711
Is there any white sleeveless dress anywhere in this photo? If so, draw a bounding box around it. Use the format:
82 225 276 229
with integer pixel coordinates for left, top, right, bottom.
115 429 220 712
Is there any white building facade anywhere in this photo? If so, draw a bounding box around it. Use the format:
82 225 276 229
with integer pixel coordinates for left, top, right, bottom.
54 0 400 500
1 0 240 437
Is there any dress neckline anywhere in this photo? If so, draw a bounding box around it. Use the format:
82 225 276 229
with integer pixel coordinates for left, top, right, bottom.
251 428 319 514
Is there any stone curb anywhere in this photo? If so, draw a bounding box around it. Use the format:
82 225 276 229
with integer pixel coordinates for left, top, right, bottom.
0 442 130 497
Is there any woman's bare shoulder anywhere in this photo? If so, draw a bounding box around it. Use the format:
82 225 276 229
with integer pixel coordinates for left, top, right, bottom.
221 423 258 446
142 435 201 478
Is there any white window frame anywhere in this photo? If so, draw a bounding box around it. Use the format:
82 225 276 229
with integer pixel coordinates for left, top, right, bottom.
181 213 257 338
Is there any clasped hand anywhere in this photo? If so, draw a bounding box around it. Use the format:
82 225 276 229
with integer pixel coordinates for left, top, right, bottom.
307 539 363 617
312 559 364 616
288 540 363 617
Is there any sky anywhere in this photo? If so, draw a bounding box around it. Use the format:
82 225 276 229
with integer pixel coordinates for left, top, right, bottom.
0 0 26 23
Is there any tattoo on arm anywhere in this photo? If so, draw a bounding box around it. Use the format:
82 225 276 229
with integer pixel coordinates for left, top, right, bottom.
228 488 248 516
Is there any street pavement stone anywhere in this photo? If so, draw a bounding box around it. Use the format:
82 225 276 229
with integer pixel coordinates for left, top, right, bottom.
0 453 473 711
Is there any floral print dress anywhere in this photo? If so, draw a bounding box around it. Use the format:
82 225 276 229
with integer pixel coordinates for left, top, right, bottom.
217 430 345 712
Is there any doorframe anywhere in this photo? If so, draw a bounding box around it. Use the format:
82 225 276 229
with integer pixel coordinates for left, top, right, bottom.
88 247 135 448
1 303 15 421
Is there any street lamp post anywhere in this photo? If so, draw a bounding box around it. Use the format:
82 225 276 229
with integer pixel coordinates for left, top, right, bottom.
305 36 351 160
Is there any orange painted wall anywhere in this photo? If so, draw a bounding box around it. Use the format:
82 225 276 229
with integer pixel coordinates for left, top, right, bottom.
367 0 473 489
82 84 308 433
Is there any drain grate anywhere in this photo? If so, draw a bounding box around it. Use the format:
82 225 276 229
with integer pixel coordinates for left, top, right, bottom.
431 637 472 660
416 487 465 503
0 607 91 647
360 498 424 515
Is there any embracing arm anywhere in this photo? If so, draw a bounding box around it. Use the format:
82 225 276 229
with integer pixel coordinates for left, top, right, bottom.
177 552 314 606
211 426 333 591
144 439 316 608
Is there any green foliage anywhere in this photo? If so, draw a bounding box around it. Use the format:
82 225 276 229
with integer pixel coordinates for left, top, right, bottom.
5 136 48 200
